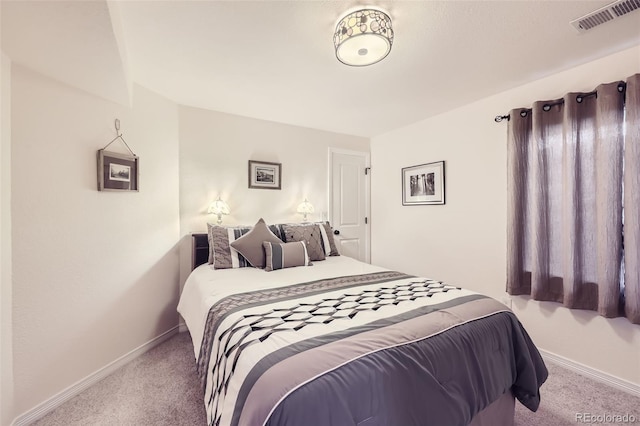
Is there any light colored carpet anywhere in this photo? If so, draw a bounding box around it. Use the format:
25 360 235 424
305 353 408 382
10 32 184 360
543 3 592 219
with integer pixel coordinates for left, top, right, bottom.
515 362 640 426
31 332 206 426
31 332 639 426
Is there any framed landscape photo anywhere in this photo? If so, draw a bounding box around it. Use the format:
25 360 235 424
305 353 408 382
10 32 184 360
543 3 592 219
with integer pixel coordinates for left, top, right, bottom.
97 149 139 192
402 161 445 205
248 160 281 190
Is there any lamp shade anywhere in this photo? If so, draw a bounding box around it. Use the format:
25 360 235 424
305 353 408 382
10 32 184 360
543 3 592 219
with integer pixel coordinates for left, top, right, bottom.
334 8 393 67
208 198 230 224
296 198 314 222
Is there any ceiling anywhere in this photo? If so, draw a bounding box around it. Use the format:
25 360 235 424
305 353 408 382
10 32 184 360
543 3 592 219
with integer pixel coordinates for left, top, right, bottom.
2 0 640 138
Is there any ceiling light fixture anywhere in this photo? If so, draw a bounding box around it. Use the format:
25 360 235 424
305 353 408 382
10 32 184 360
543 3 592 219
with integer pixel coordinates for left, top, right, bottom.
334 8 394 67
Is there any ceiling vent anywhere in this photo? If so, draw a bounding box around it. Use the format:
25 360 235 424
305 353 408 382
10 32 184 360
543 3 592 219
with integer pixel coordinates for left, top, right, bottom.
570 0 640 32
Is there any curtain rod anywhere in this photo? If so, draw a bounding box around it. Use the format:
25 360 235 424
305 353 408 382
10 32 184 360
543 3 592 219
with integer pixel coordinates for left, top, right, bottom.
494 82 626 123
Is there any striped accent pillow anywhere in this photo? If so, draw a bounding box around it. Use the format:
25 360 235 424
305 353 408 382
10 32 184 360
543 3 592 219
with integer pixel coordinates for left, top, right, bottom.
318 222 340 256
207 223 252 269
263 241 312 272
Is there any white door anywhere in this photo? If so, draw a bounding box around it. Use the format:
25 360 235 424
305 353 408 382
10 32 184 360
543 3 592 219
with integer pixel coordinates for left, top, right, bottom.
329 148 370 263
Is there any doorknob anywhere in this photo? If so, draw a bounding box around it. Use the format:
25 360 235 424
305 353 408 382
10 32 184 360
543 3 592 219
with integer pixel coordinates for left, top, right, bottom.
333 229 340 235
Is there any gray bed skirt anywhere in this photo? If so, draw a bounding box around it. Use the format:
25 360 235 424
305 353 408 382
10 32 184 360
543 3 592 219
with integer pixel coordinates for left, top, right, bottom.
469 391 515 426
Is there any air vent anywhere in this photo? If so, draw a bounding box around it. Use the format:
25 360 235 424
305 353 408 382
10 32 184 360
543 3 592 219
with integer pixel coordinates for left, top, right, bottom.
570 0 640 32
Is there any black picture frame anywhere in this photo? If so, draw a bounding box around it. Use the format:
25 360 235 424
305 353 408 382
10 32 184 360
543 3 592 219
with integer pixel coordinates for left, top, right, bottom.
402 161 445 205
248 160 281 190
97 149 139 192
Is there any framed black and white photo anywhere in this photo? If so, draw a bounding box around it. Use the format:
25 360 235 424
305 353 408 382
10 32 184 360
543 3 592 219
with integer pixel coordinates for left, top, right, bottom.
97 149 139 192
402 161 445 205
248 160 281 190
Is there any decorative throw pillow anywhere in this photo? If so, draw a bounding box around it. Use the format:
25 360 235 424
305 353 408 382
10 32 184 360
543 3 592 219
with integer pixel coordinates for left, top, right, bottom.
207 223 252 269
274 222 340 257
230 218 283 268
263 241 311 272
281 224 326 262
318 222 340 256
268 224 286 242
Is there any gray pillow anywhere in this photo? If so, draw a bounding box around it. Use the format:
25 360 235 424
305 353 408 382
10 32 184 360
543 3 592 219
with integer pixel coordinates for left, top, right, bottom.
207 223 252 269
281 224 326 262
319 222 340 256
263 241 312 272
274 222 340 257
230 218 283 268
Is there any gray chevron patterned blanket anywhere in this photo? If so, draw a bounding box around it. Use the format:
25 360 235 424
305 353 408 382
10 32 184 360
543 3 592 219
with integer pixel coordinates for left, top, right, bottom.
195 271 547 426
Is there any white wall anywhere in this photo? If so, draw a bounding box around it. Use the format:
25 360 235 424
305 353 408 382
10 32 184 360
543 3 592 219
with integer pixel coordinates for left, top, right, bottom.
178 106 369 287
371 46 640 386
5 61 368 423
10 65 181 417
1 51 14 426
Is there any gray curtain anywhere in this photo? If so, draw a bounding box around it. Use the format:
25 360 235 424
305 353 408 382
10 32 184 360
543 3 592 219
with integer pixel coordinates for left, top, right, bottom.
507 74 639 324
625 74 640 324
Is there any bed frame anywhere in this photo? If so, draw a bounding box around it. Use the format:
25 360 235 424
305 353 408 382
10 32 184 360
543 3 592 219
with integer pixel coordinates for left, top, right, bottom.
189 233 516 425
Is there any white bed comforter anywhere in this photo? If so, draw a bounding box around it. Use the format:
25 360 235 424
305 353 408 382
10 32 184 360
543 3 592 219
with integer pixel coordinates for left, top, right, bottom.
177 256 387 359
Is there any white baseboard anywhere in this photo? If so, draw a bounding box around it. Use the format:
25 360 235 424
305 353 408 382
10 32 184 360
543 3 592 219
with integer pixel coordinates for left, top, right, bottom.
12 325 180 426
540 349 640 397
178 321 188 333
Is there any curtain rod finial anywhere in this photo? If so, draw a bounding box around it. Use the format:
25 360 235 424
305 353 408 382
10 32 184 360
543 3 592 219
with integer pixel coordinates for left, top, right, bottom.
495 114 510 123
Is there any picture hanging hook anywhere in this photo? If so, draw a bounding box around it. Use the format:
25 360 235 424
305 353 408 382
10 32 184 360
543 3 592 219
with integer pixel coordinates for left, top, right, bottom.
101 118 135 156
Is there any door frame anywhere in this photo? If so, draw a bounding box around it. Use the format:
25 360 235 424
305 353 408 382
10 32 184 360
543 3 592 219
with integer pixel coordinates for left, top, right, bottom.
328 147 371 263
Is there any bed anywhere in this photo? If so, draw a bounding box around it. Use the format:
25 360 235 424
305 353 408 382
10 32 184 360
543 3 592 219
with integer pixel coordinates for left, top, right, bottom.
179 227 547 426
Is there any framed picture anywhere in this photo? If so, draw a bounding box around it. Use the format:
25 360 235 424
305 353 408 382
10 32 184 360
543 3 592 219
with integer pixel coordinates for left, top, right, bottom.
248 160 281 190
97 149 139 192
402 161 445 205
